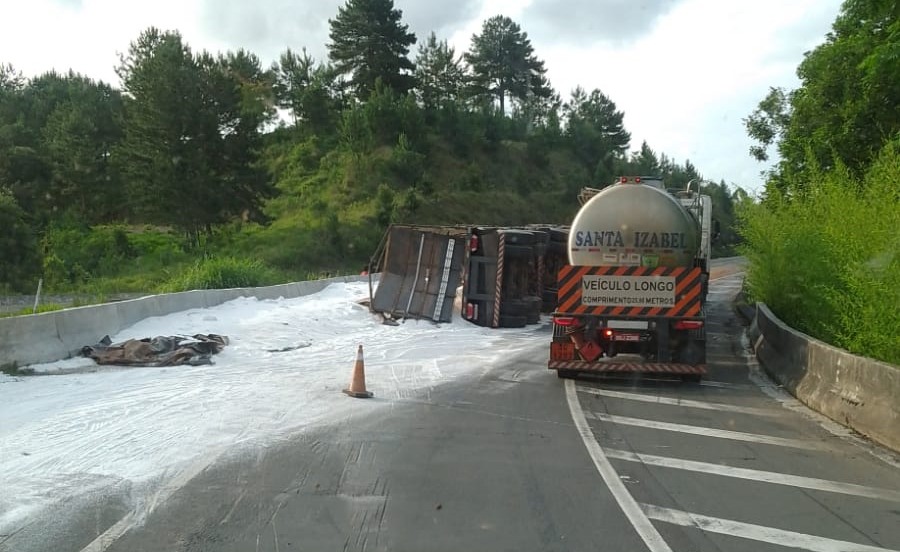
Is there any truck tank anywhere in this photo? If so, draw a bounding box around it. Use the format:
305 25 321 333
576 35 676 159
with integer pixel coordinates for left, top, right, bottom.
568 183 700 268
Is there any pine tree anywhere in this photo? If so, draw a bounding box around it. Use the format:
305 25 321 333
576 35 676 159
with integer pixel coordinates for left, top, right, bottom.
327 0 417 100
465 15 549 113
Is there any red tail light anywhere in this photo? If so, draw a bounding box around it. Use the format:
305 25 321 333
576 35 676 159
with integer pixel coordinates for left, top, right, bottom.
674 320 704 330
466 302 476 320
552 316 577 327
469 234 479 252
635 176 642 183
602 328 614 338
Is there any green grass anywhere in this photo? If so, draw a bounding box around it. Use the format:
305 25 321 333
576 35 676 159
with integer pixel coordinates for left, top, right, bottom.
0 303 65 318
159 256 281 292
738 143 900 364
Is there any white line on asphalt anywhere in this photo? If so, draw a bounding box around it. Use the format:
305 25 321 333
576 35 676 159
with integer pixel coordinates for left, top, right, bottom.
697 379 744 389
605 449 900 502
79 449 226 552
577 387 781 417
642 504 900 552
588 412 824 450
740 334 900 470
564 380 673 552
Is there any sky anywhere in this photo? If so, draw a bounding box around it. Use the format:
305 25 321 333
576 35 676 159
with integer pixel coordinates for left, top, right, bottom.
0 0 844 192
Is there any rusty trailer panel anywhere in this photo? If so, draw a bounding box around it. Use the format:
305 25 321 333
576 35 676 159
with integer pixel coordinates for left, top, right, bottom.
371 226 467 322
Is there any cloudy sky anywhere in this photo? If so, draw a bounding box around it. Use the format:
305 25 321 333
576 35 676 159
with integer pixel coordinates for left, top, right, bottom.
1 0 843 192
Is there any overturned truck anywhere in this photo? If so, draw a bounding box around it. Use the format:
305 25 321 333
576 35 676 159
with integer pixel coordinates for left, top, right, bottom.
367 224 568 327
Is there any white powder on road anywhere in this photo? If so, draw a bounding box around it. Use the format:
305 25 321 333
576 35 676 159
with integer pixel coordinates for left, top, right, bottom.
0 282 547 535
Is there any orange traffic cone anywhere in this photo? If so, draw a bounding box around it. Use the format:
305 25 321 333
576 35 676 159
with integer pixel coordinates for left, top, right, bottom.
343 344 373 398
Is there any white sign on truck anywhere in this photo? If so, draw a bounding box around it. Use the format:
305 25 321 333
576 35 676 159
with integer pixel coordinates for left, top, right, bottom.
581 275 676 307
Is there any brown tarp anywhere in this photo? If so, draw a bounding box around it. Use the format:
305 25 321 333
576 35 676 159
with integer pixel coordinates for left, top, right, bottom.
81 334 229 367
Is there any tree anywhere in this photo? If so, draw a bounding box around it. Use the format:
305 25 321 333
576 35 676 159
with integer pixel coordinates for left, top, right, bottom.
747 0 900 194
0 70 124 225
563 87 631 184
465 15 550 113
744 87 791 163
0 63 24 92
115 28 274 244
41 76 124 222
630 141 661 175
414 32 467 111
0 187 39 291
327 0 417 99
273 48 344 136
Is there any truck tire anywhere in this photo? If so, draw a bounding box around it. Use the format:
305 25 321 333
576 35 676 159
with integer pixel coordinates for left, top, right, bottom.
548 241 567 255
501 230 536 246
504 244 534 260
549 228 568 243
498 314 528 328
523 296 542 324
557 369 578 379
542 289 558 312
498 299 530 317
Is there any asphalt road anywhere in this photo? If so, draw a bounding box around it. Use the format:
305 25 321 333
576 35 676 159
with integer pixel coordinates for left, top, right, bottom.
15 268 900 552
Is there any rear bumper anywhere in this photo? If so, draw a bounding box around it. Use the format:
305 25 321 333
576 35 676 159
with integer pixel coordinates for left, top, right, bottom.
548 360 706 375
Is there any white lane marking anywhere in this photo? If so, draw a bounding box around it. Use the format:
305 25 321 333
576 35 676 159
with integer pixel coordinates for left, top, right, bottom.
577 386 780 417
697 380 743 389
606 449 900 503
740 334 900 470
642 504 900 552
79 450 225 552
588 412 824 450
564 379 673 552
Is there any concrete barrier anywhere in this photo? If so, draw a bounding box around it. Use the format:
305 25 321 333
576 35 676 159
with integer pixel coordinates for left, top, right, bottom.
752 303 900 453
0 275 368 370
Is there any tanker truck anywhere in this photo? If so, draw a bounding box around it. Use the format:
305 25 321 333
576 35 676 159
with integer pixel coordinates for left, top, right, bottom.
549 176 713 381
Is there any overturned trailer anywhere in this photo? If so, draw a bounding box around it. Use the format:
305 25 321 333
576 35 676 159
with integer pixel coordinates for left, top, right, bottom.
367 224 569 327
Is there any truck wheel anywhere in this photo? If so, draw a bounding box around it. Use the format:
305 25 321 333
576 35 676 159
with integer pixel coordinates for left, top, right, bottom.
501 230 536 246
498 299 529 316
549 228 568 243
498 314 528 328
557 369 578 379
504 244 534 259
524 296 542 324
548 240 567 255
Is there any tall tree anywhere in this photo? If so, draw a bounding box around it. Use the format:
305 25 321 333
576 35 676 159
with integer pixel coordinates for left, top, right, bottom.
327 0 417 99
115 28 274 243
0 63 25 92
743 86 791 163
41 76 124 222
0 70 123 224
0 187 39 291
630 140 661 175
414 32 466 111
747 0 900 194
273 48 343 136
563 87 631 184
465 15 550 113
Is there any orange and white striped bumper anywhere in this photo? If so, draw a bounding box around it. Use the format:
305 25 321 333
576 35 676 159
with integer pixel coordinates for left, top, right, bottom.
548 360 706 375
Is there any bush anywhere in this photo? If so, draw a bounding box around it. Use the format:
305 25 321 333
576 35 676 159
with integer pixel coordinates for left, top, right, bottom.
739 143 900 364
41 224 136 287
1 303 65 318
160 256 278 292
